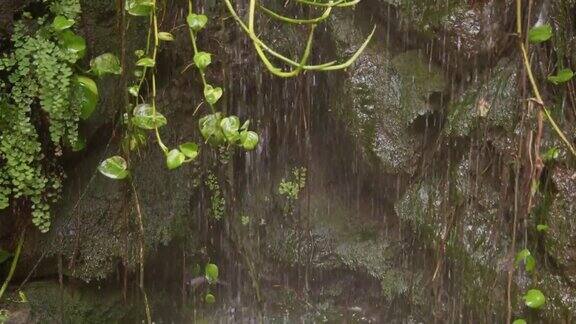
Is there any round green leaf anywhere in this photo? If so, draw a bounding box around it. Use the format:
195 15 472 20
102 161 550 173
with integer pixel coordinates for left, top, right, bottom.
98 156 129 180
187 13 208 31
512 320 527 324
132 103 167 130
537 224 549 232
52 15 75 31
240 130 259 151
194 52 211 70
205 293 215 304
523 289 546 309
126 0 154 16
60 30 86 58
158 32 174 41
136 57 155 67
76 75 99 120
528 24 552 44
205 263 219 283
90 53 122 77
179 142 199 159
203 85 222 105
547 68 574 85
128 85 139 97
220 116 240 142
515 249 536 273
166 149 185 170
199 113 225 146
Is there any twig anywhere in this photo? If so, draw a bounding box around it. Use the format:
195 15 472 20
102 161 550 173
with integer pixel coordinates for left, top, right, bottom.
0 229 25 301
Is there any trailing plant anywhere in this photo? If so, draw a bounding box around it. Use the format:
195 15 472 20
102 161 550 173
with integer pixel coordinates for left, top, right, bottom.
0 0 118 232
222 0 375 77
96 0 372 317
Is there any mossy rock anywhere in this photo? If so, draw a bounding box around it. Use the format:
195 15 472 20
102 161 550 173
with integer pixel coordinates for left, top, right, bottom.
20 281 129 323
445 58 519 138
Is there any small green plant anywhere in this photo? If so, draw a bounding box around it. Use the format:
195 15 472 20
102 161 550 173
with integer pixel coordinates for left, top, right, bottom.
278 167 307 215
0 0 118 232
279 167 307 199
204 263 218 304
205 172 225 220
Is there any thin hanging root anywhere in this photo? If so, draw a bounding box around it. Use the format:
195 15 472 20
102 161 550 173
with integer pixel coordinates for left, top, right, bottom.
223 0 375 77
0 230 25 302
296 0 362 8
258 5 332 24
516 0 576 158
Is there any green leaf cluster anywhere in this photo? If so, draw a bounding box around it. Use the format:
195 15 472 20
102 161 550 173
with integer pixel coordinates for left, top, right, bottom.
199 113 259 150
0 0 118 232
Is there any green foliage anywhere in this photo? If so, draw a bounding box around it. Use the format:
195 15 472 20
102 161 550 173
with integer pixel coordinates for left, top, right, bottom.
0 0 89 232
278 167 307 215
166 149 186 170
199 113 259 150
205 293 215 304
0 309 7 323
512 319 527 324
279 167 307 199
157 32 174 41
523 289 546 309
75 75 99 119
52 16 75 31
132 103 167 130
194 52 212 70
528 24 553 44
136 57 155 67
547 68 574 85
515 249 536 273
98 156 129 180
541 147 560 163
205 172 225 220
205 263 218 283
187 13 207 31
536 224 549 232
90 53 122 77
126 0 154 16
179 142 199 159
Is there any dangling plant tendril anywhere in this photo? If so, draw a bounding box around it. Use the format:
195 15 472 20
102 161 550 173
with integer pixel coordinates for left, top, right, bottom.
515 0 576 158
223 0 376 77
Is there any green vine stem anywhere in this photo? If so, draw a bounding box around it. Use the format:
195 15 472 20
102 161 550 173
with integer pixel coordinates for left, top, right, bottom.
0 230 25 302
515 0 576 158
296 0 361 7
149 2 168 153
222 0 375 77
187 0 216 113
258 5 332 25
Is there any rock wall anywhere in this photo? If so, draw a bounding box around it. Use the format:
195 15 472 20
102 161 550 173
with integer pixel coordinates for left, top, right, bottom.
2 0 576 322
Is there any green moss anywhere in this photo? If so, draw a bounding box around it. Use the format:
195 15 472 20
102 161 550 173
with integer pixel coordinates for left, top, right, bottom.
445 59 518 137
22 281 129 323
